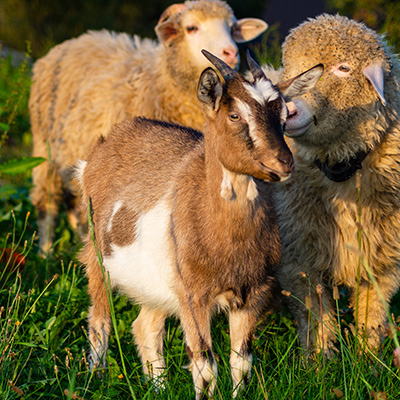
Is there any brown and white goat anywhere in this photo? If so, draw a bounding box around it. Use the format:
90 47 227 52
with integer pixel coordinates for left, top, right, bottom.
78 51 323 398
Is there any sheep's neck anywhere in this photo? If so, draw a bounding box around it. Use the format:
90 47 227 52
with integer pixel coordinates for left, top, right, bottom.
161 51 199 93
314 149 370 182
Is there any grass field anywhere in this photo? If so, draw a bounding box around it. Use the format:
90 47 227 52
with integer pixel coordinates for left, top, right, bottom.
1 46 400 400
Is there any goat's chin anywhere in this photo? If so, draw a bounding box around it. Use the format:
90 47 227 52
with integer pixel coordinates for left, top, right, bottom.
258 163 293 183
262 172 281 182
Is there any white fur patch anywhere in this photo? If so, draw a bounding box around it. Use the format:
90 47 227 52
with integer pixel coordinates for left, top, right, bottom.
220 168 234 200
104 199 179 314
246 177 258 201
244 79 279 105
281 104 288 124
107 200 123 232
193 358 218 398
235 98 261 147
75 160 87 185
231 352 252 397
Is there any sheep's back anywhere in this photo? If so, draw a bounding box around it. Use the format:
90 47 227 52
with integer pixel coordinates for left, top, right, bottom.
29 31 160 169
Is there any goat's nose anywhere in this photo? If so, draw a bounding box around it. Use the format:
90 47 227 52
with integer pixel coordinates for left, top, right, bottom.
278 154 294 172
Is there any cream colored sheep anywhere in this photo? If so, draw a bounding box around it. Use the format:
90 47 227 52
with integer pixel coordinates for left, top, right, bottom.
29 0 267 252
275 14 400 353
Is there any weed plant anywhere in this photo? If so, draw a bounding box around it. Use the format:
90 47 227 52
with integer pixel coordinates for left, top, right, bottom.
0 44 399 400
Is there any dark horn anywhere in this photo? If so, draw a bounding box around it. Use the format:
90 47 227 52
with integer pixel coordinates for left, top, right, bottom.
201 49 237 80
246 50 266 81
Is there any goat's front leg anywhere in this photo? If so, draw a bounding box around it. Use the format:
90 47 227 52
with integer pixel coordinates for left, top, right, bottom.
179 298 217 400
229 308 256 397
132 306 167 387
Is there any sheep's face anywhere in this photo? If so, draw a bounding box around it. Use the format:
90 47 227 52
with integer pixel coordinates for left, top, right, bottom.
280 14 391 153
155 1 267 86
180 12 240 70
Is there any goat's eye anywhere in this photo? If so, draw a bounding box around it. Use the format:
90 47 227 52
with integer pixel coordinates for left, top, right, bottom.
282 122 286 131
229 114 241 121
186 25 199 33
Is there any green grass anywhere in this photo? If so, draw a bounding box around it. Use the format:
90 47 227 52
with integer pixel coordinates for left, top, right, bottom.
0 46 400 400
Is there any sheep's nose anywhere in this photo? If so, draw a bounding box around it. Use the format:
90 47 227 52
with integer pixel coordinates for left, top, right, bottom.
286 102 297 119
222 48 239 68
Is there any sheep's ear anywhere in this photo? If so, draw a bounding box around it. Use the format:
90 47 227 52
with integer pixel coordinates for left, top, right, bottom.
278 64 324 100
232 18 268 43
197 68 223 112
363 62 386 106
155 20 180 44
155 3 186 43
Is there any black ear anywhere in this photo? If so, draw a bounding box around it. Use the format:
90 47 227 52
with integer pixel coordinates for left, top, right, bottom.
197 67 223 111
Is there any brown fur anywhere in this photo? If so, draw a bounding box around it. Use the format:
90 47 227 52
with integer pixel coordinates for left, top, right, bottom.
275 14 400 353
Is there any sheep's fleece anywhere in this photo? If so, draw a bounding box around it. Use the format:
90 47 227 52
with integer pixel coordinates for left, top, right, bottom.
276 14 400 352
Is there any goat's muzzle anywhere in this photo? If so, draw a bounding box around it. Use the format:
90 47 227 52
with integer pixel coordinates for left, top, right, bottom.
260 153 294 182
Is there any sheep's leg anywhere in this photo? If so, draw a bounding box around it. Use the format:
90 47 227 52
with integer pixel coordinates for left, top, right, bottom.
64 179 88 239
84 246 111 369
31 141 63 253
351 272 400 350
179 300 217 400
281 273 336 355
229 308 256 397
32 163 63 253
132 306 167 386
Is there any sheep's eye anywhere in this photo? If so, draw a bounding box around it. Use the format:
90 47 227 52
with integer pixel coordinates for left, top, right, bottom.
338 64 351 72
229 114 241 121
282 122 286 131
186 26 199 33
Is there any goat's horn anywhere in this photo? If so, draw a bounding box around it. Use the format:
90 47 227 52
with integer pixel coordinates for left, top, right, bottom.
157 3 186 25
201 50 237 80
246 50 266 81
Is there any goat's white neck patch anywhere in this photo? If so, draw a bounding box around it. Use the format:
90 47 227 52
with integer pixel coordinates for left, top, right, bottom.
220 167 234 200
235 98 261 147
220 166 259 202
244 78 279 106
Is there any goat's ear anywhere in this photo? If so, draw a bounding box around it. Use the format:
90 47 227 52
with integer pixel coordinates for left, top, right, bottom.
278 64 324 100
232 18 268 43
197 68 223 112
363 62 386 106
155 20 180 44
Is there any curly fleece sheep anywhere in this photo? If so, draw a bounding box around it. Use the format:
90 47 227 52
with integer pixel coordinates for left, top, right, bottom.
275 14 400 353
29 0 267 251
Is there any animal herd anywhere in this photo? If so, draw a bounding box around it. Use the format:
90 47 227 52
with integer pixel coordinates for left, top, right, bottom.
28 0 400 398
